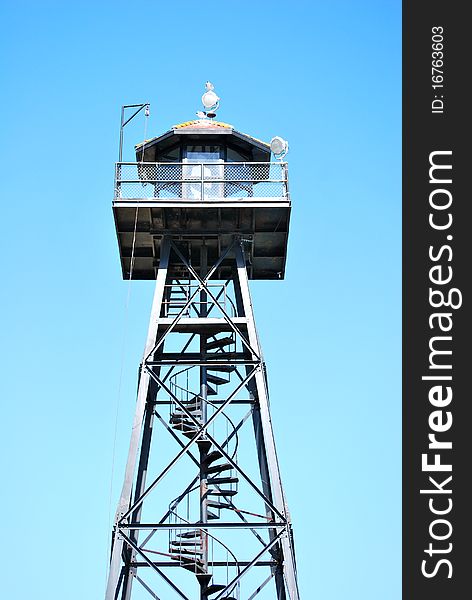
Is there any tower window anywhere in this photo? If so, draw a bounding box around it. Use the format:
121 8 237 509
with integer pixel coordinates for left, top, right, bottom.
184 145 223 161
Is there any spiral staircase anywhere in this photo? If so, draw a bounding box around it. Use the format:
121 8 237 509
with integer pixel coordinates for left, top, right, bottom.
167 331 241 600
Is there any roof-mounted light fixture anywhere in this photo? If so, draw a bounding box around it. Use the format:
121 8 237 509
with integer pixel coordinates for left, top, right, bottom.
270 136 289 160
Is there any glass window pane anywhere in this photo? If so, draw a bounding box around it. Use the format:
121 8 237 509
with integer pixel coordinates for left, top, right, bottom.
157 145 180 162
227 147 250 162
184 145 223 161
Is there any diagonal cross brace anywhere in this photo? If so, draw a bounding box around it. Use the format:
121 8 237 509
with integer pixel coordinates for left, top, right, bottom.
168 239 261 360
119 367 259 523
144 366 286 522
145 239 242 360
142 407 269 552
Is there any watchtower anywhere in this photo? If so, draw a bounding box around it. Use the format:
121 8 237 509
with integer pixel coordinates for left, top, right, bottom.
106 84 299 600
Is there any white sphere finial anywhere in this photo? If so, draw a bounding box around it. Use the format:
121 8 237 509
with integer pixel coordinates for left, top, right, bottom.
200 81 220 118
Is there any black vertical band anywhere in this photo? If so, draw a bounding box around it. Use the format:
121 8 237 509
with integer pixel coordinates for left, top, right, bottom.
403 2 470 597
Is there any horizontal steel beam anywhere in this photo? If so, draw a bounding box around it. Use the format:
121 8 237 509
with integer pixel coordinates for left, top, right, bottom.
154 399 255 405
116 161 288 166
146 358 259 366
113 200 290 208
131 561 276 568
119 522 287 530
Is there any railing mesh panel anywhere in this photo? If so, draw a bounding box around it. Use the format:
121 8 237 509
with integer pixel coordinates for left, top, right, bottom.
115 162 287 200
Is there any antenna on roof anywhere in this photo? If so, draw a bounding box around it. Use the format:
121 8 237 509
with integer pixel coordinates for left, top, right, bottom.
197 81 220 120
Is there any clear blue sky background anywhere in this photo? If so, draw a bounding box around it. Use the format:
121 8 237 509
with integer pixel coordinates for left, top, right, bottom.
0 1 400 598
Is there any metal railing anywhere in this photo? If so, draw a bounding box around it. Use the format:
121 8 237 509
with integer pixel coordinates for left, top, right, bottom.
163 282 236 318
114 161 289 200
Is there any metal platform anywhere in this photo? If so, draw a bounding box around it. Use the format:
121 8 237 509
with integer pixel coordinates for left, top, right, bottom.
113 161 291 280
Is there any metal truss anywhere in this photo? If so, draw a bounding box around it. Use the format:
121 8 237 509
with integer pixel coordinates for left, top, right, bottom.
105 236 300 600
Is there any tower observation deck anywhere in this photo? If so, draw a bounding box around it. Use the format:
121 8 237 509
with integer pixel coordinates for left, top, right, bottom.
113 118 290 280
106 85 299 600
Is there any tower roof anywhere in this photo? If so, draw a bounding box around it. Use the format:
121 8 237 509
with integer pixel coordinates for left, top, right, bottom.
135 119 271 162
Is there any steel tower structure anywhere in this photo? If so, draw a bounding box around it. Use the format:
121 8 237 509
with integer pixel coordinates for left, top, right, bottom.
106 88 299 600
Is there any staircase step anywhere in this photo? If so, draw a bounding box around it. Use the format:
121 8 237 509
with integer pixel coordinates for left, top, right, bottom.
207 489 238 497
206 462 232 475
206 365 236 373
207 510 219 520
171 410 202 419
170 415 200 424
177 558 205 574
170 415 196 424
173 407 201 415
171 415 201 424
206 336 234 350
202 450 223 466
170 540 202 547
207 374 229 386
171 421 198 431
207 500 232 509
207 476 239 485
177 531 202 539
185 394 202 403
207 385 217 396
203 584 226 595
169 547 204 556
172 403 201 413
171 408 199 416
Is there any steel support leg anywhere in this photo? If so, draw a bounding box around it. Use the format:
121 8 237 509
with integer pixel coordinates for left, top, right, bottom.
106 237 171 600
234 241 300 600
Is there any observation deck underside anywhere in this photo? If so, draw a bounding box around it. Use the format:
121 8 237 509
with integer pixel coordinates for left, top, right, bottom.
113 201 291 280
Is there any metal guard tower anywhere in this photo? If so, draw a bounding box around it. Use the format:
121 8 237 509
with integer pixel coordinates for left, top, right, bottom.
107 97 299 600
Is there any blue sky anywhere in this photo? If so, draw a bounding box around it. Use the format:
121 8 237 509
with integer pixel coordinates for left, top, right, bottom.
0 1 400 598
